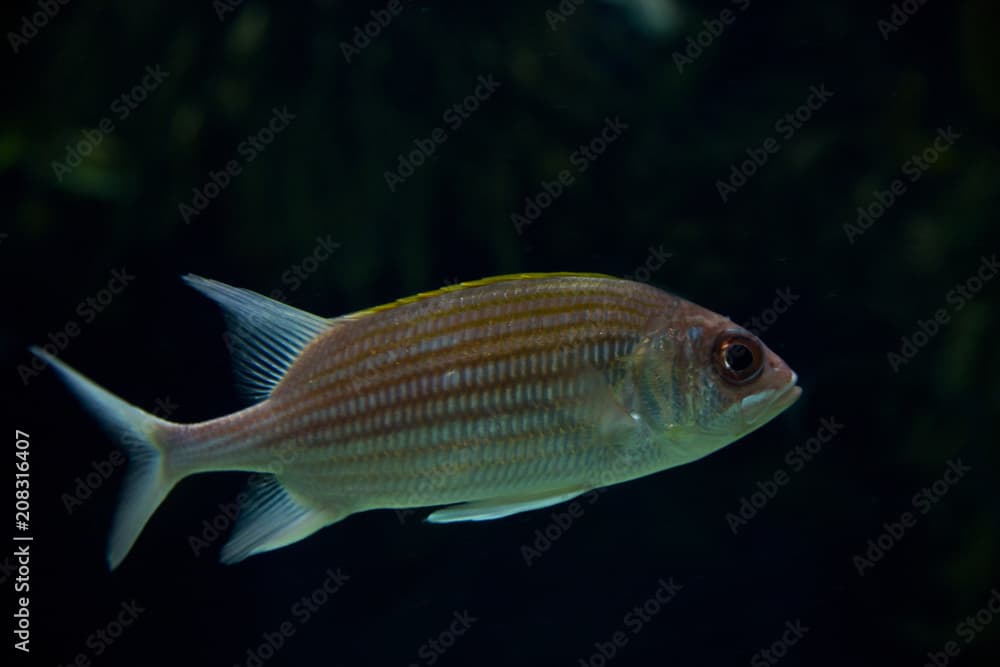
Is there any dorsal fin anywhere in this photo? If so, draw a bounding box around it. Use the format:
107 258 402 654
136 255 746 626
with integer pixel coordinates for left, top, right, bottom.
182 274 332 401
338 272 616 322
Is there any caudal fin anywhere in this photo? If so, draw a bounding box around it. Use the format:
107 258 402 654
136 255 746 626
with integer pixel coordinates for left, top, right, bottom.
31 347 178 570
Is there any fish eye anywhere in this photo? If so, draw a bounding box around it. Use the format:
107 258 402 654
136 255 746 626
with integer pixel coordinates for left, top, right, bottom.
713 331 764 385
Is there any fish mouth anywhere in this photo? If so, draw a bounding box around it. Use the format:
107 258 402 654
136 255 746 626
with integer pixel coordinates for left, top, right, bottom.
768 379 802 417
741 373 802 426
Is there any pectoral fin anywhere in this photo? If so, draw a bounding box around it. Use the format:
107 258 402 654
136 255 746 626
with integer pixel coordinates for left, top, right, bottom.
424 486 590 523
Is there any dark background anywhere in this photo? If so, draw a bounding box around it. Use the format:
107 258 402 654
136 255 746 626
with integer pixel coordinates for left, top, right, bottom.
4 1 999 665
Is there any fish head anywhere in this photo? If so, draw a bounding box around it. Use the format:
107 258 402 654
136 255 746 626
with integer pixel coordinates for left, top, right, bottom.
632 306 801 464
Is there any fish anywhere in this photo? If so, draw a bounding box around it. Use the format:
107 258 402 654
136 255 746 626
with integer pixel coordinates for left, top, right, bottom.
32 272 801 568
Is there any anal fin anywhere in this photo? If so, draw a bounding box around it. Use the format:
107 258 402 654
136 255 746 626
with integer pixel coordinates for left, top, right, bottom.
425 486 589 523
220 475 339 564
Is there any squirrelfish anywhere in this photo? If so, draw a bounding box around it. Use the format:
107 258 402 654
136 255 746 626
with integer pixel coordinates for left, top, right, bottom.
34 273 800 568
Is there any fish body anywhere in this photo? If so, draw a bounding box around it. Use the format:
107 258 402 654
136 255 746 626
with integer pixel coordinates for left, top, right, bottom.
34 273 800 567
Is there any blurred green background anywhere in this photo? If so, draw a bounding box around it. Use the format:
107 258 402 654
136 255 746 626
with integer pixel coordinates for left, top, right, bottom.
4 1 999 665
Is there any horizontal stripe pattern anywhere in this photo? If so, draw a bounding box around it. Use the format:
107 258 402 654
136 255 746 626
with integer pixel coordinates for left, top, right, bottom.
185 276 681 506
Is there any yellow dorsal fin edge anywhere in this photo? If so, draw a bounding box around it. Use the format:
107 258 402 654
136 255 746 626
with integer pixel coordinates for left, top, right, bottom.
338 272 617 321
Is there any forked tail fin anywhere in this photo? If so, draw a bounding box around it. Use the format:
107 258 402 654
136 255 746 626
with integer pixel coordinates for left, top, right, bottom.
31 347 179 570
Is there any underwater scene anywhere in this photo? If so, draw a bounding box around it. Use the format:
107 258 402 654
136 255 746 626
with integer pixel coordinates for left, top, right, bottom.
4 1 999 666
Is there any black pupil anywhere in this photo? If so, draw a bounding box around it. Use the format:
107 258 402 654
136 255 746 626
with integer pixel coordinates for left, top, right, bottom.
725 343 754 372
